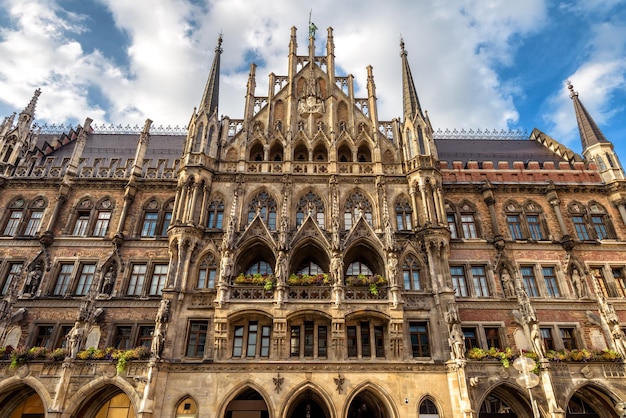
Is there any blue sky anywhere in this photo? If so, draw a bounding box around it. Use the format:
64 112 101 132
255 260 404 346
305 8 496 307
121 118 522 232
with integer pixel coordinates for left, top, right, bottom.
0 0 625 159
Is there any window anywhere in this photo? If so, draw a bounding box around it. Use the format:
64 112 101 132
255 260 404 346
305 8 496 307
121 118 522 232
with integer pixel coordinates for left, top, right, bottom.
344 191 373 230
33 325 54 348
591 215 609 240
446 202 480 239
141 212 158 237
541 328 555 351
3 208 23 236
55 325 73 348
505 201 547 241
402 255 421 290
471 266 490 297
296 191 325 228
245 260 273 276
460 214 477 238
613 268 626 297
149 264 168 295
395 197 413 231
591 268 610 298
507 215 523 240
296 261 324 276
484 327 501 349
197 255 217 289
450 266 468 297
23 210 43 236
527 215 543 240
75 263 96 296
232 320 271 358
419 399 439 417
521 266 539 297
542 267 560 297
207 198 224 229
290 321 329 358
560 328 577 350
346 321 385 358
127 264 147 296
186 321 208 357
409 322 430 357
137 325 154 348
447 214 458 239
161 204 173 235
572 216 590 240
346 261 374 277
247 191 277 229
113 326 133 349
463 327 478 349
70 197 114 237
93 209 111 237
1 262 22 295
73 212 90 236
53 264 74 296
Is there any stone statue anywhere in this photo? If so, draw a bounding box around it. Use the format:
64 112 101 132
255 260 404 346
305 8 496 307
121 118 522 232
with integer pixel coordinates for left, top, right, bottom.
24 264 43 295
156 299 170 324
530 323 546 358
151 324 165 359
67 322 85 359
449 324 465 360
612 324 626 358
572 269 587 298
387 253 398 287
599 294 619 324
100 264 116 295
330 252 343 285
445 302 459 324
220 250 233 283
501 268 515 298
275 251 287 284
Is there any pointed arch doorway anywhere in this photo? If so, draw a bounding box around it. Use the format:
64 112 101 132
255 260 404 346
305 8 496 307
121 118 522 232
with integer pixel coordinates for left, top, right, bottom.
347 390 387 418
286 390 330 418
225 388 269 418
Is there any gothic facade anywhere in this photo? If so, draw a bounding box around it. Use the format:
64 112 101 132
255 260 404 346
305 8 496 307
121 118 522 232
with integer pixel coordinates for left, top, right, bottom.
0 26 625 418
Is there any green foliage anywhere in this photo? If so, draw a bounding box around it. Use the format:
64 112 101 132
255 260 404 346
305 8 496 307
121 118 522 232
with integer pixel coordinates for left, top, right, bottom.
287 273 330 286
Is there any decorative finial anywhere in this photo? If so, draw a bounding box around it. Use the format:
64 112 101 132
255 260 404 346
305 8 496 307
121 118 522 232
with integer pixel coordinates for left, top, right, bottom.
567 79 578 98
308 10 318 39
400 37 406 55
23 88 42 116
216 32 223 53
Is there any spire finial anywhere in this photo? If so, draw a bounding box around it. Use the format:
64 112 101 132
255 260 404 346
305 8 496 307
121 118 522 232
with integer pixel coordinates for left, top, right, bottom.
400 37 406 56
23 88 41 116
567 79 578 99
308 10 318 39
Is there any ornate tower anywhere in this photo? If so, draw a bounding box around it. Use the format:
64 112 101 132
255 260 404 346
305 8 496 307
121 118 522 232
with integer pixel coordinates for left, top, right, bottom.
0 89 40 174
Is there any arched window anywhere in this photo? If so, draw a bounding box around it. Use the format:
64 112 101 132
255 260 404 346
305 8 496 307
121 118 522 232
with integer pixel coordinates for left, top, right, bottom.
249 142 264 161
245 261 273 275
176 396 198 418
2 198 25 236
296 261 324 275
197 254 217 289
402 255 421 290
346 261 373 277
344 191 373 230
395 197 413 231
296 191 325 227
94 392 135 417
247 191 277 229
207 198 224 229
2 197 47 237
140 199 160 237
589 202 614 240
357 144 371 162
504 201 548 241
338 144 352 162
93 199 113 237
406 129 414 157
417 127 425 154
446 201 480 239
193 122 204 152
419 398 439 417
68 197 114 238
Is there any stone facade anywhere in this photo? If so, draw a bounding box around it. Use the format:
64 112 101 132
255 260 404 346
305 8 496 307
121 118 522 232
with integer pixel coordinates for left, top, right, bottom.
0 26 625 418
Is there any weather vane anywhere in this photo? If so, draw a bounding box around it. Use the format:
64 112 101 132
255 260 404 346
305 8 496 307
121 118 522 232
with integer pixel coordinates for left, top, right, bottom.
308 9 318 38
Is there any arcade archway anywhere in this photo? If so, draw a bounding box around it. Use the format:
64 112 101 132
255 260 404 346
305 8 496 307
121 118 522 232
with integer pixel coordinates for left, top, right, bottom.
347 390 387 418
225 388 269 418
73 386 136 418
286 390 330 418
0 384 45 418
479 385 533 417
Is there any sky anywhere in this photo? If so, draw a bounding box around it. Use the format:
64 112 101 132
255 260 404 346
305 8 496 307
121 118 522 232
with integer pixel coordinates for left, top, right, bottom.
0 0 625 158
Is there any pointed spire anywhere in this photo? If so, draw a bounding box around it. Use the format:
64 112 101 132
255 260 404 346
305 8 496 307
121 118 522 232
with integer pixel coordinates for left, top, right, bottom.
199 34 223 116
22 88 41 118
568 81 609 150
400 39 424 121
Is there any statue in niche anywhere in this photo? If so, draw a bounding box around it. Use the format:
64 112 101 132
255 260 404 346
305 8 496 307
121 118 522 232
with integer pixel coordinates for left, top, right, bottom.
67 321 85 359
449 324 465 360
500 268 515 298
151 323 165 359
156 299 170 324
100 264 117 295
24 263 43 295
530 323 546 358
572 269 587 298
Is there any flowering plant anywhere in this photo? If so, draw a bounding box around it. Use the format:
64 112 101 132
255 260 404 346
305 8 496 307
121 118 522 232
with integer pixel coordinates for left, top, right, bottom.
287 273 330 286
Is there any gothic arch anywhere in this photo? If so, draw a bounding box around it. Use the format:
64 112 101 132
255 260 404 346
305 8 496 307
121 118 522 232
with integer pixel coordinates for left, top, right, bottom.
343 241 385 279
64 376 140 418
416 394 444 417
218 383 274 418
476 382 533 417
356 142 372 162
175 394 200 417
293 141 309 161
289 238 331 275
249 140 265 161
234 239 276 279
269 140 284 161
228 308 274 323
562 382 621 418
225 146 238 161
312 141 328 162
0 377 53 416
344 381 398 418
286 308 333 322
282 381 335 418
